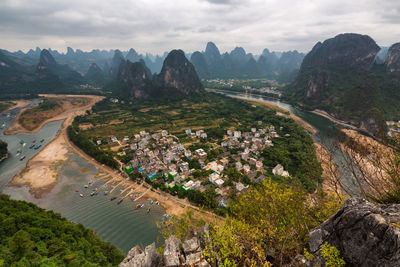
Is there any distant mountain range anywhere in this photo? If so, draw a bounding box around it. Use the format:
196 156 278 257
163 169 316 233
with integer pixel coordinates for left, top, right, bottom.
190 42 305 83
284 33 400 136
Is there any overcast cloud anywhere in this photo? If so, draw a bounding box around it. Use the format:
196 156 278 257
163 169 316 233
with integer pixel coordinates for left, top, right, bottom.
1 0 400 55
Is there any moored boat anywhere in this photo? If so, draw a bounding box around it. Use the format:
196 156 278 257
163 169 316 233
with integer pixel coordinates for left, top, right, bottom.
80 194 84 198
19 155 26 161
117 199 123 204
111 197 117 201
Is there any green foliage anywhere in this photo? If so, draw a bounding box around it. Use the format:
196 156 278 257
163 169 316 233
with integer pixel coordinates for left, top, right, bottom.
205 180 342 266
36 99 60 111
0 102 14 114
80 93 322 192
284 63 400 130
0 140 7 160
320 242 345 267
67 126 120 169
0 194 124 266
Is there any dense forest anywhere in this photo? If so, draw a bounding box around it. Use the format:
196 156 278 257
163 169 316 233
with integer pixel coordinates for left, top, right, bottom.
0 194 125 266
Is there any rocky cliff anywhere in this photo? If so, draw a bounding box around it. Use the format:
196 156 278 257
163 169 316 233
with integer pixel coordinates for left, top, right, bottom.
301 33 379 72
108 49 203 98
85 63 105 86
120 229 210 267
36 49 84 87
385 43 400 75
156 49 204 95
309 198 400 267
285 33 400 136
190 42 304 82
116 59 153 98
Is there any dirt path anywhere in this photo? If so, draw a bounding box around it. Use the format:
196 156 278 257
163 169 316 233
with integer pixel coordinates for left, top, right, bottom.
9 95 104 197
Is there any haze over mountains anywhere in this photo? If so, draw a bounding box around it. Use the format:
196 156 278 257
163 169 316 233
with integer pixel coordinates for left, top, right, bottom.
0 42 306 92
1 33 399 137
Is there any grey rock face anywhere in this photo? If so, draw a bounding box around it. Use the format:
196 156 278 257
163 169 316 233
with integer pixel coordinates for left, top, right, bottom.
119 243 161 267
301 33 380 72
385 43 400 75
163 235 181 267
183 237 201 254
309 198 400 267
157 49 204 95
121 233 210 267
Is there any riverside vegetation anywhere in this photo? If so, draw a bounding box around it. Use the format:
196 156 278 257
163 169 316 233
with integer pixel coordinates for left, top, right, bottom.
0 194 125 266
69 92 322 215
0 140 7 161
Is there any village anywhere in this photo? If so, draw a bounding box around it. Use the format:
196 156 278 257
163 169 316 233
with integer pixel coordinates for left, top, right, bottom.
98 121 291 209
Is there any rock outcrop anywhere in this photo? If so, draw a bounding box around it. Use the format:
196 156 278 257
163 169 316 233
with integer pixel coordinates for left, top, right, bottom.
309 198 400 267
110 49 125 77
117 59 153 98
157 49 204 95
301 33 379 72
120 233 210 267
35 49 84 87
385 43 400 75
85 63 105 86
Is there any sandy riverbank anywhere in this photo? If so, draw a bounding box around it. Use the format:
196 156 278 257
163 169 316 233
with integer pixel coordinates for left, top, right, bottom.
248 99 318 134
0 100 32 114
311 109 357 130
9 95 104 197
4 95 100 135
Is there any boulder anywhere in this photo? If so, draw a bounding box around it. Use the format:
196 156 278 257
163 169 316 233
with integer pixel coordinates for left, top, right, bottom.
183 237 201 254
119 243 161 267
163 235 181 267
309 198 400 266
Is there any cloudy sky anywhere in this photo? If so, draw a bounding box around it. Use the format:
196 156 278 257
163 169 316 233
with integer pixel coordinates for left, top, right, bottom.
1 0 400 55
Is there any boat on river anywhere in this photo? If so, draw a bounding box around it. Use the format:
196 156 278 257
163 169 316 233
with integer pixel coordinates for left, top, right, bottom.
104 191 108 195
19 140 24 144
29 144 35 149
135 204 144 210
40 139 44 143
80 194 84 198
19 155 26 161
110 196 117 201
117 199 123 204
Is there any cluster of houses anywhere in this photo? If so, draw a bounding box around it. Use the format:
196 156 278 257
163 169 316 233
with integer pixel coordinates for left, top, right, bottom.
104 123 290 208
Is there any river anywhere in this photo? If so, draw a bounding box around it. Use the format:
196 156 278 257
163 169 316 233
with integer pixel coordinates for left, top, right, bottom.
0 101 164 253
212 90 361 195
0 93 359 253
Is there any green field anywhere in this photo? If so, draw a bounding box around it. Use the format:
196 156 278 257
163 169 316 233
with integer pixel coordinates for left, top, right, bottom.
73 92 322 191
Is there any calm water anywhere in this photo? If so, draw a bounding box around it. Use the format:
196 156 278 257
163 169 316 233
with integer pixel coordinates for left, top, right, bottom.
0 103 164 253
